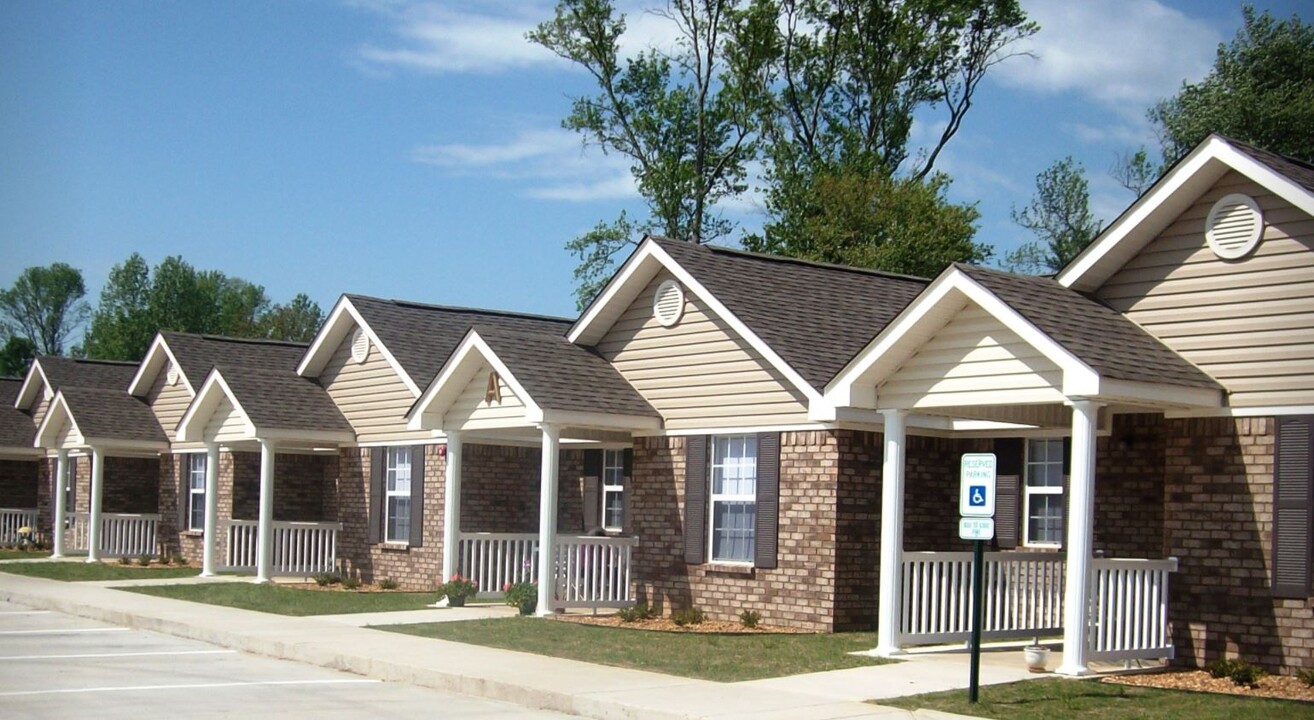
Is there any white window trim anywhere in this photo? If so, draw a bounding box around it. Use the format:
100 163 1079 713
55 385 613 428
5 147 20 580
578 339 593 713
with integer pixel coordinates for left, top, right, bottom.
1022 438 1064 548
187 453 207 532
601 449 625 532
708 435 757 565
384 447 412 544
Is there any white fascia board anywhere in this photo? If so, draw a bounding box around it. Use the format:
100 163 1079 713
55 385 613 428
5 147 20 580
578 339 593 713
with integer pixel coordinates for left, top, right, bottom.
1094 378 1223 410
82 439 170 453
33 391 76 448
1164 404 1314 418
0 448 43 459
176 370 256 442
15 360 50 410
256 429 356 444
409 330 543 430
295 296 421 397
568 238 661 345
128 334 194 397
540 409 662 431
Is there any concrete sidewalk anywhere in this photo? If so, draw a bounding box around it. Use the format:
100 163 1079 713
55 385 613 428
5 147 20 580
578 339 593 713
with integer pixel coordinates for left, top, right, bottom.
0 571 989 720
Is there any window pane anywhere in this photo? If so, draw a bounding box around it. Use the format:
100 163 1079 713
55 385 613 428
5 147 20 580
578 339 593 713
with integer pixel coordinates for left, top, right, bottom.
189 494 205 531
711 501 756 562
603 490 623 529
1027 494 1063 544
387 497 410 543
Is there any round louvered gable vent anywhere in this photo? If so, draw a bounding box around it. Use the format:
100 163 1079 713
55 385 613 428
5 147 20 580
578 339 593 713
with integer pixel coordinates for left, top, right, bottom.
350 327 370 364
165 361 179 386
1206 193 1263 260
653 279 685 327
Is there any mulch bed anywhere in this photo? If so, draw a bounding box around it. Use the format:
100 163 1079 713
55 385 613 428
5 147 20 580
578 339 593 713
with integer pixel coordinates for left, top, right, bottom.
1104 669 1314 703
554 613 810 634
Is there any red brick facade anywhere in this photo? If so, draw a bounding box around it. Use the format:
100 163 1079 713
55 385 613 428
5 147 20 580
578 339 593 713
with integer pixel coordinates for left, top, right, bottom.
0 459 39 510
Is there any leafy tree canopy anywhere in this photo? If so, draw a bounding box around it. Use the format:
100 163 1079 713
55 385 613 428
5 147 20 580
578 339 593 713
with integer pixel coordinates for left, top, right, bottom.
1006 157 1102 275
0 335 37 377
0 263 91 356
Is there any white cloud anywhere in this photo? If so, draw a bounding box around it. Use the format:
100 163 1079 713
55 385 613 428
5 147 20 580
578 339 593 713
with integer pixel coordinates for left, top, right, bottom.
994 0 1221 111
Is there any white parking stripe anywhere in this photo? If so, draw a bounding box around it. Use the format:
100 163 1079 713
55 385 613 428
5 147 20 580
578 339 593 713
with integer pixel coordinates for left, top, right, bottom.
0 650 237 661
0 679 381 697
0 627 128 635
0 611 51 616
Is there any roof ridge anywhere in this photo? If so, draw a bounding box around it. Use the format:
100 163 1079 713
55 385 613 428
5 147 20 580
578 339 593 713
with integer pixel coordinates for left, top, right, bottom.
164 331 309 348
40 356 139 367
650 236 932 284
346 293 574 324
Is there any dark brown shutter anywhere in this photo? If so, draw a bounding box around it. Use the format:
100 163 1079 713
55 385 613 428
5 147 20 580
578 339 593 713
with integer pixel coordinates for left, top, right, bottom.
993 439 1024 549
754 432 780 569
621 449 634 535
68 457 77 514
1273 416 1313 598
178 456 188 532
684 436 708 564
367 448 384 544
409 447 425 547
582 450 602 530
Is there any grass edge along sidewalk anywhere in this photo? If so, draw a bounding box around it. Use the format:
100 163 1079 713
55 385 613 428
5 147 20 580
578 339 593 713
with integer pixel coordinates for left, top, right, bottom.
0 561 201 582
380 617 891 682
124 582 440 616
881 677 1314 720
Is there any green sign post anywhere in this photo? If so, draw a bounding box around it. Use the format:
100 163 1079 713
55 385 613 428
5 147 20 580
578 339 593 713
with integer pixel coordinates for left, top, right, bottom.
959 453 997 704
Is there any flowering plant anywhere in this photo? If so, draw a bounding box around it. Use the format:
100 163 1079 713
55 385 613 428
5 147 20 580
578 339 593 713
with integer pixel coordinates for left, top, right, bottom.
438 574 478 604
503 580 537 615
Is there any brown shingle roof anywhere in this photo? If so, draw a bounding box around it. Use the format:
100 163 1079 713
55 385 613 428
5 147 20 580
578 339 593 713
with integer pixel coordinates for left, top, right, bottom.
1224 136 1314 194
39 357 138 393
216 366 353 435
162 333 306 386
347 295 573 389
956 265 1222 390
59 387 167 444
473 326 659 419
651 238 929 389
0 378 36 449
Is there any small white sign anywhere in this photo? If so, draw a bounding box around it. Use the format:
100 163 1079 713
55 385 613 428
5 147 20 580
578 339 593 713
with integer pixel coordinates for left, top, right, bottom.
959 453 997 517
959 517 995 541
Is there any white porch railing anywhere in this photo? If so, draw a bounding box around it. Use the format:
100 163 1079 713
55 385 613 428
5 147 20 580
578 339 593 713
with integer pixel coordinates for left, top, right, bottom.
63 512 160 558
899 551 1178 663
1089 557 1178 661
900 551 1065 645
222 520 341 576
0 508 38 545
457 532 638 608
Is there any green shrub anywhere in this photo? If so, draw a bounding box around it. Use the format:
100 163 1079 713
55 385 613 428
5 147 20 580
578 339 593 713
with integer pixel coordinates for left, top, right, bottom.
1206 658 1265 688
341 575 361 590
739 609 761 629
503 581 537 615
136 555 151 567
437 574 478 603
617 603 656 622
1296 667 1314 687
171 555 188 566
378 577 399 591
671 607 705 627
117 556 132 566
312 571 342 587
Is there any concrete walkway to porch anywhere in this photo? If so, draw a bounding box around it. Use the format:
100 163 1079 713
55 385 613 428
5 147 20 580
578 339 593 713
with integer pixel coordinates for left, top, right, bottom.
0 569 1009 720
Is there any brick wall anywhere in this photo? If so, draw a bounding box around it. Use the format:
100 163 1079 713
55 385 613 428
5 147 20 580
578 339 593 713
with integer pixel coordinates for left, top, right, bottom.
102 457 158 515
1164 416 1313 675
0 459 39 508
336 445 444 591
1094 413 1166 558
35 458 51 538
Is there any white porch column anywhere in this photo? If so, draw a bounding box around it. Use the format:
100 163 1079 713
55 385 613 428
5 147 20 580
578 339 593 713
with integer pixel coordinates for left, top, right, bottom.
442 431 463 584
536 424 560 617
1056 398 1102 676
201 443 220 577
255 439 276 584
875 409 907 656
86 447 104 563
51 449 69 558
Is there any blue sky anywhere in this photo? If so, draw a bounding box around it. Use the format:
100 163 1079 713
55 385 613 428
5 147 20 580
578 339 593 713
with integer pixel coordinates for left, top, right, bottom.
2 0 1310 332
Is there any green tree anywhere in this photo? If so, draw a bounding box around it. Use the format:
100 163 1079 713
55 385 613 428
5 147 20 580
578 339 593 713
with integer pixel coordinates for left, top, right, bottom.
80 253 153 361
0 263 91 356
259 293 325 343
529 0 754 308
1006 157 1102 275
1152 6 1314 164
0 335 37 377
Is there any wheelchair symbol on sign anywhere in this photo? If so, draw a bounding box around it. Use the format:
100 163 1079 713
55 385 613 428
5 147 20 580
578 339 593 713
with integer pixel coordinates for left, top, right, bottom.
969 486 986 507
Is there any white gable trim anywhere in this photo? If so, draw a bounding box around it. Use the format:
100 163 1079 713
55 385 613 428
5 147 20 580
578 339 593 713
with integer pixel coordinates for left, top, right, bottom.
15 359 51 410
407 329 542 430
33 391 80 448
1059 135 1314 292
128 334 195 397
176 370 257 442
569 239 825 411
826 268 1100 409
296 295 421 397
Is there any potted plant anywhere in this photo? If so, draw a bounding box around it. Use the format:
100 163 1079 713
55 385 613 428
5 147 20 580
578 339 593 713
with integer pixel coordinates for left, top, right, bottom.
1023 637 1051 673
438 574 478 607
503 581 537 616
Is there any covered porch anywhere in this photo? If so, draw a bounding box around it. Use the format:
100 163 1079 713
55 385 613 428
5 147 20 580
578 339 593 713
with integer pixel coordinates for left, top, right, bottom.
408 324 661 614
827 264 1225 674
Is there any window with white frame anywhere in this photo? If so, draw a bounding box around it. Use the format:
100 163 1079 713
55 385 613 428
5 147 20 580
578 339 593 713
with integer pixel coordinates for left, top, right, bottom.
1024 438 1064 546
187 454 207 531
709 435 757 563
601 449 625 531
385 447 412 543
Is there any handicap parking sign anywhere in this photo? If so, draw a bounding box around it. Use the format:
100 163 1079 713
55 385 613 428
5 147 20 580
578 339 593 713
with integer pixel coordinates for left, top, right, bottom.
959 454 996 518
968 485 987 507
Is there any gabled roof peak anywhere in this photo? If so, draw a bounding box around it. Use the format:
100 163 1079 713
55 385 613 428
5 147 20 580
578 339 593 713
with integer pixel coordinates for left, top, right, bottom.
343 293 573 327
647 235 931 284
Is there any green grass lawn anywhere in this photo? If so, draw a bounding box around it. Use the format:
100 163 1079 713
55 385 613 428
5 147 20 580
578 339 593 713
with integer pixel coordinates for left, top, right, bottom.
380 618 889 682
0 550 49 561
124 582 440 616
882 678 1313 720
0 561 200 582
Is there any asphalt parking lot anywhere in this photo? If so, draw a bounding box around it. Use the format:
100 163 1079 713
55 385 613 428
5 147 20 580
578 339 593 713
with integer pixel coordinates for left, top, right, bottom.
0 598 581 719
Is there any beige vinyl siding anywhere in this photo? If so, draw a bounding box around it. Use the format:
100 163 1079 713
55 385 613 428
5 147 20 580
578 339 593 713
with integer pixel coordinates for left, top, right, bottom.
597 271 809 430
32 389 51 430
53 416 83 450
1097 170 1314 407
444 364 529 430
145 363 195 445
878 305 1065 409
205 397 250 443
317 323 430 443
